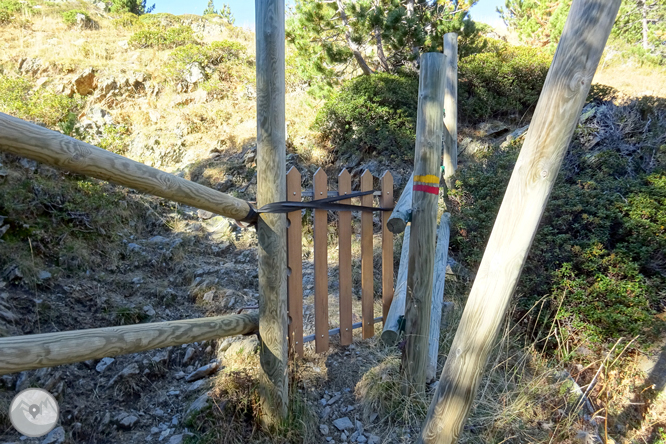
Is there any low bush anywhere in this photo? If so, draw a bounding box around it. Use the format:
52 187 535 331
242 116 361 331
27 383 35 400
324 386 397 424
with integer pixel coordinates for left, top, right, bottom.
128 25 195 49
458 44 551 123
448 97 666 348
314 72 419 162
0 0 25 24
165 40 250 89
0 75 81 129
61 9 92 28
112 12 138 29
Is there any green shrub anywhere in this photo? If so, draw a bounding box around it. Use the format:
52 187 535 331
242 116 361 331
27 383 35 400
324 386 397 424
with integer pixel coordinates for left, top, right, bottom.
128 25 196 49
112 12 138 29
137 12 180 27
165 40 249 88
553 247 655 344
0 75 81 129
110 0 154 15
61 9 91 27
448 97 666 347
314 72 419 162
458 44 551 123
0 0 24 24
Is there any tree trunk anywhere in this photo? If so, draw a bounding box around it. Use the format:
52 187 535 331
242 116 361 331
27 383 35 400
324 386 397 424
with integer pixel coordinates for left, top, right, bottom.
336 0 374 75
375 26 390 72
642 0 649 50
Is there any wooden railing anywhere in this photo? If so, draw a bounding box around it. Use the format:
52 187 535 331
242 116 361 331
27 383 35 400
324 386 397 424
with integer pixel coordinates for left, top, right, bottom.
285 167 394 356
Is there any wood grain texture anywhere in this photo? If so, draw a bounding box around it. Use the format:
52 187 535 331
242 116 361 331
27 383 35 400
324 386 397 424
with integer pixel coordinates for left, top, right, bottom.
256 0 288 426
314 168 329 352
419 2 621 442
361 170 374 339
402 53 446 396
442 33 458 189
381 225 411 346
381 171 394 324
338 169 353 346
286 167 303 357
0 313 258 375
387 174 414 234
0 112 253 222
426 213 451 382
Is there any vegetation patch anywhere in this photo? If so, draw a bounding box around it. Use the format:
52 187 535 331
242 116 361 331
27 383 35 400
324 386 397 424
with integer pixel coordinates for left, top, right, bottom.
112 11 139 29
458 44 551 122
448 96 666 348
0 75 81 129
129 25 196 49
314 72 419 162
0 0 27 24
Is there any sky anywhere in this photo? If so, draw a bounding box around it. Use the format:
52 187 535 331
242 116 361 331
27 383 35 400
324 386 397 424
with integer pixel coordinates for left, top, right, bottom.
153 0 507 31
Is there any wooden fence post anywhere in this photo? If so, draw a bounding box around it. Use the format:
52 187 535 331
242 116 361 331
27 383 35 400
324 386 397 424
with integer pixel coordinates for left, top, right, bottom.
338 169 353 346
381 171 394 324
286 167 303 357
442 33 458 189
426 213 451 382
256 0 288 426
314 168 329 352
419 1 621 442
402 53 446 396
361 170 375 339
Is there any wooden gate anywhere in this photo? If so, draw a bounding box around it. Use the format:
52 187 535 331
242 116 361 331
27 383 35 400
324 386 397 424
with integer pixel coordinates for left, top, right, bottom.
286 167 394 356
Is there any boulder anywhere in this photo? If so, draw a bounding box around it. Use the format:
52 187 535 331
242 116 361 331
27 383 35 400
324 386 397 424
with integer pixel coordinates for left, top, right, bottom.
184 62 205 85
74 68 96 95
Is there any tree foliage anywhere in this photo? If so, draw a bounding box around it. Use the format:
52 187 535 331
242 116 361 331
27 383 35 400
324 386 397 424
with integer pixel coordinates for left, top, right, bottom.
286 0 478 95
499 0 666 58
203 0 234 24
110 0 155 15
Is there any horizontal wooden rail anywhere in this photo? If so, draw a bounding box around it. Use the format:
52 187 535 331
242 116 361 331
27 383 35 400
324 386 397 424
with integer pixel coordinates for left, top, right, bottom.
301 190 383 198
0 112 256 223
303 316 383 343
0 313 258 375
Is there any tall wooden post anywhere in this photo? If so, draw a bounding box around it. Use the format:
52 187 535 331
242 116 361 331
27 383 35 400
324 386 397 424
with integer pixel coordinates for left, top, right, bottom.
256 0 288 426
442 33 458 189
402 53 446 396
419 1 621 442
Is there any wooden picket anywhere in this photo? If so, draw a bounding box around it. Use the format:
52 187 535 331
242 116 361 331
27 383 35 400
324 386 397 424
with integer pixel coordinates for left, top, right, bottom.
286 167 304 357
285 168 395 354
313 168 329 353
338 169 353 346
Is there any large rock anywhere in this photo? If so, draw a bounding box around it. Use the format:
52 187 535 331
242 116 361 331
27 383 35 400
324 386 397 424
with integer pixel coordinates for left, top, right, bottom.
74 68 96 95
185 362 220 382
184 62 205 85
18 57 42 76
224 336 259 358
332 417 354 431
41 426 65 444
185 392 211 418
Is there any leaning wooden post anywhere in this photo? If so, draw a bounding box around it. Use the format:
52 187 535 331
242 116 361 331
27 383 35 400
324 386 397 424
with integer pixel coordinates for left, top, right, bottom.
402 53 446 396
419 1 621 442
381 225 411 346
442 33 458 189
256 0 288 426
426 213 451 382
387 174 413 234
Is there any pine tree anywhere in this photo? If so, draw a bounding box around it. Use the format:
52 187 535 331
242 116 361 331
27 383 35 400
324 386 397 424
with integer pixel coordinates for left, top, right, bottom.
203 0 217 15
286 0 478 94
499 0 666 56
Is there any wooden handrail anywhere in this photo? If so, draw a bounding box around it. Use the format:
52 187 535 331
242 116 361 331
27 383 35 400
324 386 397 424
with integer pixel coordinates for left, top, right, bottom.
0 313 258 375
0 112 256 223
